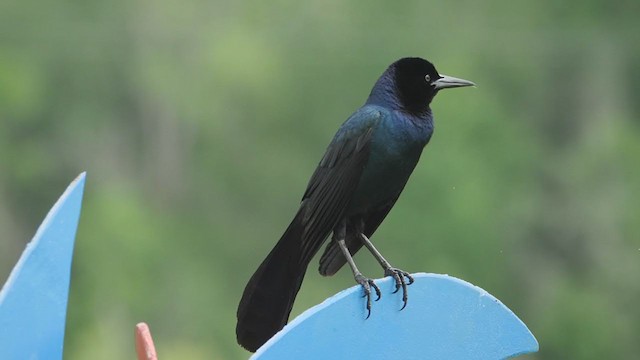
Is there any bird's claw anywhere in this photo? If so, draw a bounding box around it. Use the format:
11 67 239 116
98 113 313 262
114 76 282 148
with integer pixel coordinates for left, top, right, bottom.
384 268 414 310
355 274 381 319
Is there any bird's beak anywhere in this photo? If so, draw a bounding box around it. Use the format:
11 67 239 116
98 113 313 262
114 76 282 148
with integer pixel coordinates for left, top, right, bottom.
431 74 475 90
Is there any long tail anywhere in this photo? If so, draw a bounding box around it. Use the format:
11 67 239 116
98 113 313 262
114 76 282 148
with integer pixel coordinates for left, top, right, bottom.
236 209 318 352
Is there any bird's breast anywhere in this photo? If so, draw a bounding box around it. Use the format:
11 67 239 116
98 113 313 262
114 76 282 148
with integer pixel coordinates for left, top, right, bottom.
347 114 433 215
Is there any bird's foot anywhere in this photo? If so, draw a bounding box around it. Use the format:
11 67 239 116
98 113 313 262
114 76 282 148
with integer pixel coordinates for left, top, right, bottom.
384 268 414 310
354 273 381 319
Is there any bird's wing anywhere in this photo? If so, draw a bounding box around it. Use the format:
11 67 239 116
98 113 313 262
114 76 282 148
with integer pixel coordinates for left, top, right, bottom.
318 196 400 276
296 107 383 266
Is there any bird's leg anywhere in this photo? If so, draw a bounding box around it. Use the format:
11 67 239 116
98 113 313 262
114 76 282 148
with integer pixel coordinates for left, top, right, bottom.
333 221 380 318
359 233 414 310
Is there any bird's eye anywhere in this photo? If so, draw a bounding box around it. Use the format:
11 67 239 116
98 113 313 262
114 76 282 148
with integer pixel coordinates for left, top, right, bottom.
424 74 431 82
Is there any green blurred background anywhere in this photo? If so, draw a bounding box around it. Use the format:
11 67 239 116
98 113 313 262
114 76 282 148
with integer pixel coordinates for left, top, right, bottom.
1 0 639 358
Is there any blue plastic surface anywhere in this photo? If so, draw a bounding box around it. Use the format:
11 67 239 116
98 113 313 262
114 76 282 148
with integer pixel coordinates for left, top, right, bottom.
0 173 86 360
252 273 538 360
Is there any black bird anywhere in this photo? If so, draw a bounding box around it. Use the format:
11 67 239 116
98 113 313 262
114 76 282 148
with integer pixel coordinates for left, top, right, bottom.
236 57 474 352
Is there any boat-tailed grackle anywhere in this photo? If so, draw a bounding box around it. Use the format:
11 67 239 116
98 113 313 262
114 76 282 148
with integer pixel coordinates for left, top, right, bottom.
236 57 474 352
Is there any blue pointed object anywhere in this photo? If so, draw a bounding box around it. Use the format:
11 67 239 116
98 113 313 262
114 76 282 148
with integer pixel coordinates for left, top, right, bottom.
0 173 86 360
253 273 538 360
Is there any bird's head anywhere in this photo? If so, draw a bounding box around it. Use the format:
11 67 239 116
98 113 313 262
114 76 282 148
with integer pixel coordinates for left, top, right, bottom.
386 57 475 115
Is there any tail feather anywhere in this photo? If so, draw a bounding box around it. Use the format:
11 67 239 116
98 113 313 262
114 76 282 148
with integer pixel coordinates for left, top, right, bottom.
236 208 324 352
318 233 363 276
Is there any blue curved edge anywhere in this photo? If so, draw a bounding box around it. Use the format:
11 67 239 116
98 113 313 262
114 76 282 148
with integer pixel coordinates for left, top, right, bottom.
0 173 86 360
252 273 538 360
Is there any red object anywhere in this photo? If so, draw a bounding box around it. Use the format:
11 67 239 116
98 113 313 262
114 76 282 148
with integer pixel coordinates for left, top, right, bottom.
135 322 158 360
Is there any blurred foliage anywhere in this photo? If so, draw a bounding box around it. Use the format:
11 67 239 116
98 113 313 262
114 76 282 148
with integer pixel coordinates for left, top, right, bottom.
1 0 639 359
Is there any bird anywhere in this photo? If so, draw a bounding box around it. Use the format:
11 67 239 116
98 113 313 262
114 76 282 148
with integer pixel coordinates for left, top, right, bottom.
236 57 474 352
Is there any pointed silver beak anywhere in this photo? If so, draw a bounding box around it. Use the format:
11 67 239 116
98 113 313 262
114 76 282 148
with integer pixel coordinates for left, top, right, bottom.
431 74 476 90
